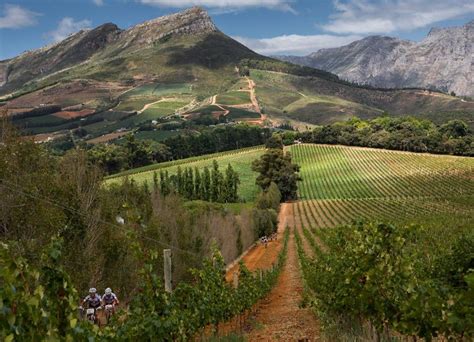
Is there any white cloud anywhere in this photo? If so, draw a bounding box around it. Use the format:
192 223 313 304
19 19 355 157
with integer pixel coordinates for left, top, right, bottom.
93 0 104 6
233 34 362 55
0 4 40 29
323 0 474 34
47 17 92 43
138 0 296 13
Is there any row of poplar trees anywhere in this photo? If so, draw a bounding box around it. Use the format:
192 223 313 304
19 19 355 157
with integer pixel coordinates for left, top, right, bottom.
153 160 240 203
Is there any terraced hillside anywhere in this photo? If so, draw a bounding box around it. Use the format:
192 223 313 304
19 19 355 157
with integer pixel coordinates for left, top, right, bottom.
106 146 264 201
289 144 473 229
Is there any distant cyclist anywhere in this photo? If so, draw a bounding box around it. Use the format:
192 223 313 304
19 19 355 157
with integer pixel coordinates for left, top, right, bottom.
102 287 119 308
82 288 102 309
102 288 119 322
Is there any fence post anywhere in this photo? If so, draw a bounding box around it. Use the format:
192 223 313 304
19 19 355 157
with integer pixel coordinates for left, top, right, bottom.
233 271 239 289
259 269 263 282
163 249 172 293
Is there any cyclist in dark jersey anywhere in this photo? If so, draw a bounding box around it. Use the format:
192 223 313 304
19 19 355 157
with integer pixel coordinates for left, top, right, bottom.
82 288 102 309
102 288 119 306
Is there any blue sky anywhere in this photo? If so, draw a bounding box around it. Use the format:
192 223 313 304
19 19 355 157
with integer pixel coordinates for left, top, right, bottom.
0 0 473 60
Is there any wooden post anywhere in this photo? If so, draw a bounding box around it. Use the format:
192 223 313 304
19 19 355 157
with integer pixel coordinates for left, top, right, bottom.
233 271 239 289
163 249 172 293
259 269 263 282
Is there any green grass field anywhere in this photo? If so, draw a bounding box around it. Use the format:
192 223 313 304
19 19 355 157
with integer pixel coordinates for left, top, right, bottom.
141 99 191 118
123 83 192 98
225 107 260 120
217 91 251 105
106 146 265 202
289 143 473 229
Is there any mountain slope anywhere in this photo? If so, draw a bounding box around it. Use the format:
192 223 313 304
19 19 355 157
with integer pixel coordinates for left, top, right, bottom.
1 7 473 140
278 20 474 97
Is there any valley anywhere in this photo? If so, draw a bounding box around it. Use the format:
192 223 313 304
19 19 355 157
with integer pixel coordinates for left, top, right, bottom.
0 5 473 341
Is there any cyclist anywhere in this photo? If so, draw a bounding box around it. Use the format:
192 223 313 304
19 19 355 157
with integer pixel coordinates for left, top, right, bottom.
82 288 102 309
80 288 102 324
102 288 119 311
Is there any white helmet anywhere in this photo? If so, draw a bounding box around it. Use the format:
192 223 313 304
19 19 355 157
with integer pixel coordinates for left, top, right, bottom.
105 288 112 295
89 288 97 294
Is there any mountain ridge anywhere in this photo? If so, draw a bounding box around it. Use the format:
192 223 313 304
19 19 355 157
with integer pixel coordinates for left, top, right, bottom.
0 7 218 94
277 20 473 97
1 7 473 138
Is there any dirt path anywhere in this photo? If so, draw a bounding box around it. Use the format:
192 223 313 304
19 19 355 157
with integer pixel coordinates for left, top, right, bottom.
243 203 320 341
246 77 261 114
137 98 168 114
225 204 291 282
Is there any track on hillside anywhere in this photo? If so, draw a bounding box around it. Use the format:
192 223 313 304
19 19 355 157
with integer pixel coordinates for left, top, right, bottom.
224 203 320 341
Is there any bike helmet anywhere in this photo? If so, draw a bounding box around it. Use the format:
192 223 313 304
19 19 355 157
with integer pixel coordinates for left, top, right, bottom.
105 288 112 295
89 288 97 294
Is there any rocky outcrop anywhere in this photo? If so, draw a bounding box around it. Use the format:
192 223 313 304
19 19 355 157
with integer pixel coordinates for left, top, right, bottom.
118 6 217 49
278 20 473 97
0 6 217 96
0 23 121 94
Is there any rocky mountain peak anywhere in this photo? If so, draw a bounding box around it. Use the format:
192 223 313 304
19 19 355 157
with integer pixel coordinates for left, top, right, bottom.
119 6 217 48
277 19 473 97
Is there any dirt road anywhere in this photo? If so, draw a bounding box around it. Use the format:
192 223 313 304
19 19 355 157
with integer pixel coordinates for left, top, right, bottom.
243 203 320 341
224 203 320 341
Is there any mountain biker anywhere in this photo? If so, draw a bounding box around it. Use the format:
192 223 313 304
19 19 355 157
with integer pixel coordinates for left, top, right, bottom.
102 288 119 312
81 288 102 310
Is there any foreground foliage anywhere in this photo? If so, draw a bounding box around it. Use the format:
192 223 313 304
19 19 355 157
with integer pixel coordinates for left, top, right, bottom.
299 222 474 340
0 229 290 340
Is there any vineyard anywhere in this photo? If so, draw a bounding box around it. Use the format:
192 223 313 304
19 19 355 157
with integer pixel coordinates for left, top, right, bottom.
106 146 265 201
290 144 473 228
289 144 474 340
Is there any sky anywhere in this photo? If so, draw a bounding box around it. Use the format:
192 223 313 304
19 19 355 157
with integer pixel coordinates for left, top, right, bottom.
0 0 473 60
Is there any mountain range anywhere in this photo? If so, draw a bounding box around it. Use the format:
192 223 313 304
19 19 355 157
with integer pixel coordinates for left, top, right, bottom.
0 7 473 141
278 20 474 97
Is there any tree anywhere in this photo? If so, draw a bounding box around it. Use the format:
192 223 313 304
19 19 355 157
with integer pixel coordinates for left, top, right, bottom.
256 182 281 210
222 164 240 202
194 167 202 200
210 160 222 202
265 135 284 149
252 149 301 201
176 166 184 196
184 168 194 199
202 167 211 201
440 120 468 138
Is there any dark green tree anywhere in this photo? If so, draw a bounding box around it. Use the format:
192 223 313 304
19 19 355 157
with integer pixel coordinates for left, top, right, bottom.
252 149 301 201
184 167 194 199
210 160 222 202
176 166 184 196
265 134 284 149
202 166 211 201
222 164 240 202
194 167 202 200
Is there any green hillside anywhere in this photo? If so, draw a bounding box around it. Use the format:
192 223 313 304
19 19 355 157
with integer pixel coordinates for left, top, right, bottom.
290 143 473 229
252 69 474 126
106 146 265 201
2 7 473 141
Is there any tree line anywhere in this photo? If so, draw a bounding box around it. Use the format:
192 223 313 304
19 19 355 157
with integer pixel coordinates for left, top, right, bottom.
87 124 272 174
154 160 240 203
282 117 473 156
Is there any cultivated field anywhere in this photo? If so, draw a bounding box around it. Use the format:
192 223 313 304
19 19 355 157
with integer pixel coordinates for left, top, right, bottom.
106 146 265 201
289 143 473 229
